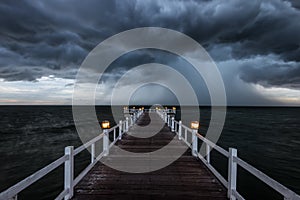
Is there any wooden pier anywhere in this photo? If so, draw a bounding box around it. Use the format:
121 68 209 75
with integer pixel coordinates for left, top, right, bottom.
1 108 300 200
73 112 227 200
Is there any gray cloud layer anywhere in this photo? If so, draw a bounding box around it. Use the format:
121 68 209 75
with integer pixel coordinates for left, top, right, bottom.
0 0 300 104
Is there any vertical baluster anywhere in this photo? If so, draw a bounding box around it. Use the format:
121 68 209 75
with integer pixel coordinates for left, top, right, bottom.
206 143 210 164
64 146 74 200
113 128 116 141
228 148 237 200
103 130 109 156
164 112 167 123
126 117 129 132
119 120 122 139
178 121 182 140
91 143 95 163
171 117 175 132
192 129 198 157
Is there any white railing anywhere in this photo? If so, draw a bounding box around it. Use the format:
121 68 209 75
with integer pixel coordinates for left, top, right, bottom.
125 108 175 114
0 110 144 200
157 110 300 200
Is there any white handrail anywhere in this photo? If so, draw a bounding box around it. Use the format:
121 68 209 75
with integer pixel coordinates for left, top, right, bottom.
0 155 68 200
233 156 299 199
0 110 145 200
156 109 300 200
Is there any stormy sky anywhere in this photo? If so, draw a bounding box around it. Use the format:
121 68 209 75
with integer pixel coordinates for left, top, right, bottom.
0 0 300 105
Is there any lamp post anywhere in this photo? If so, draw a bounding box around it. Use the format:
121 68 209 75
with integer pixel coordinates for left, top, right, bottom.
191 121 199 157
101 120 110 156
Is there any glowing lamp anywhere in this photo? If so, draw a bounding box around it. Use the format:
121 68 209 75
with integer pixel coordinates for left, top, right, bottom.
172 107 176 110
101 120 110 129
191 121 199 130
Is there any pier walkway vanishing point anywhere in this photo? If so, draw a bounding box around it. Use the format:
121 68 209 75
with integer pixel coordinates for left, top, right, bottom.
1 108 300 200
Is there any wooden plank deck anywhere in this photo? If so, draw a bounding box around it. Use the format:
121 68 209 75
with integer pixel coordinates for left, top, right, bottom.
72 112 227 200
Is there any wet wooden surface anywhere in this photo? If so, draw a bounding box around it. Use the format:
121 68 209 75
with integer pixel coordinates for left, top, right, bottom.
73 112 227 200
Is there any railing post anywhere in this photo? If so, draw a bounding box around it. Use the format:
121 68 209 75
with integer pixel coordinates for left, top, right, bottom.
113 128 116 141
64 146 74 200
206 143 210 164
167 115 170 127
228 148 237 200
103 129 109 156
164 112 167 123
91 143 95 163
126 117 129 132
119 120 122 139
178 121 182 140
171 117 175 132
192 129 198 157
130 115 133 126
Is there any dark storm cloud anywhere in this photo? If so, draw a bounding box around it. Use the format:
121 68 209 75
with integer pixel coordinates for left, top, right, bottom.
239 57 300 88
0 0 300 92
288 0 300 8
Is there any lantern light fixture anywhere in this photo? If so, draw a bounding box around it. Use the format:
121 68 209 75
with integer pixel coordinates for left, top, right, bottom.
191 121 199 130
101 120 110 129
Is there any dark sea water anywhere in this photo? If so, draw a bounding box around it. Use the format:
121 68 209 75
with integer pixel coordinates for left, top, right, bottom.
0 106 299 199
